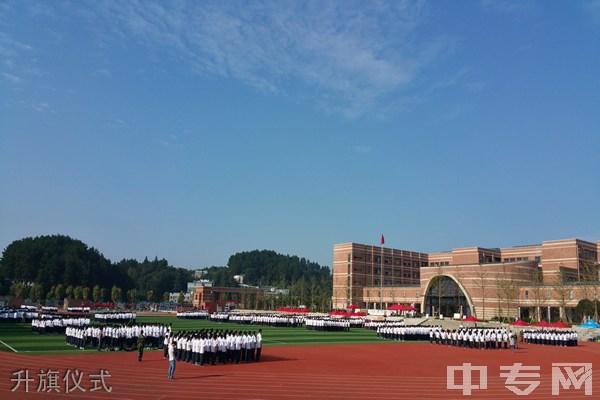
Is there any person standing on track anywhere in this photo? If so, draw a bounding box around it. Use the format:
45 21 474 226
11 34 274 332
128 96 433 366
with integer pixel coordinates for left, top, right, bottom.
256 329 262 362
137 332 145 362
168 340 176 380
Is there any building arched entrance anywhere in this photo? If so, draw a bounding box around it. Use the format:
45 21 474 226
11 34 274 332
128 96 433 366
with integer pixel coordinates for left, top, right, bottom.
423 275 473 318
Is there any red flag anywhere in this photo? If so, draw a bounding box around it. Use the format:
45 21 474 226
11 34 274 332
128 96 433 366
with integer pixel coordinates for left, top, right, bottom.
380 234 385 245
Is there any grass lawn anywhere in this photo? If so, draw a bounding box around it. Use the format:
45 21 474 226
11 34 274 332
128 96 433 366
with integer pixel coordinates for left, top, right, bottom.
0 314 387 355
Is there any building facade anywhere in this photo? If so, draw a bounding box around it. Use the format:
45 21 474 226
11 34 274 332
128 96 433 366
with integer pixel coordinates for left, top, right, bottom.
333 238 600 321
192 285 263 312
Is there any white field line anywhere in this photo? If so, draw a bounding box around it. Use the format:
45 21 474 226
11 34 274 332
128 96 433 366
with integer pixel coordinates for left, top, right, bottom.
0 339 18 352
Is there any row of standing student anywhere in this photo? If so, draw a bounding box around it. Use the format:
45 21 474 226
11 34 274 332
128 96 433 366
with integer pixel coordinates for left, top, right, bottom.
522 329 578 347
162 329 263 366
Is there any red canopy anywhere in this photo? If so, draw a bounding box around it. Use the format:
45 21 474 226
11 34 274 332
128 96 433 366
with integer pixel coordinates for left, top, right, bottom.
276 307 310 313
387 304 405 311
463 315 482 322
533 320 552 327
328 310 365 317
347 304 359 309
550 321 571 329
404 305 418 311
509 319 530 326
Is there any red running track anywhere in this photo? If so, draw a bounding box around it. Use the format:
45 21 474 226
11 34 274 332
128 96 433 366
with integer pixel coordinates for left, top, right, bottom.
1 341 599 399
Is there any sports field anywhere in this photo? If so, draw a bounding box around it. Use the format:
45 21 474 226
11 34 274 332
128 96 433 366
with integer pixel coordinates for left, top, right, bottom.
1 315 598 399
0 315 383 354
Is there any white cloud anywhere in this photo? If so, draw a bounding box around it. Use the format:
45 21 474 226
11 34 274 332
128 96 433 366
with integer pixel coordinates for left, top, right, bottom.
479 0 533 16
351 144 373 154
1 71 22 84
94 68 112 77
87 0 447 119
20 99 53 113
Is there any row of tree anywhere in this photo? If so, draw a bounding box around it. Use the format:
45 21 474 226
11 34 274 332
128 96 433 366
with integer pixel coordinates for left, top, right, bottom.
8 281 176 304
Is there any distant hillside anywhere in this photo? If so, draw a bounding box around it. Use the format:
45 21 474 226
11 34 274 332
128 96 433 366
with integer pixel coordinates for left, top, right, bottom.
201 249 332 310
0 236 332 310
0 235 191 301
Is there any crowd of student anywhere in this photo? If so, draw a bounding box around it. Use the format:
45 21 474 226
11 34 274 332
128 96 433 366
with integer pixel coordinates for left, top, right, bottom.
522 329 578 347
66 306 91 313
94 312 137 323
364 320 406 331
376 324 432 341
165 328 263 366
0 307 39 322
31 316 90 334
176 310 209 319
210 312 305 328
429 327 517 350
305 317 364 331
65 322 171 351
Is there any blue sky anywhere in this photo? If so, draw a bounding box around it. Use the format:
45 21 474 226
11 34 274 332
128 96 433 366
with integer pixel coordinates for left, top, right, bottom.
1 0 599 270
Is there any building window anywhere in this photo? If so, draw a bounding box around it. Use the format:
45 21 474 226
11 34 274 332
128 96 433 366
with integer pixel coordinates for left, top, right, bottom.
525 291 529 300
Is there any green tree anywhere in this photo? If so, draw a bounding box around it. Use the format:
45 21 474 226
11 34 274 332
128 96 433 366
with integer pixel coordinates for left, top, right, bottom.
0 235 114 288
73 286 83 300
100 288 107 302
177 291 185 305
55 284 65 301
82 286 91 301
29 283 43 303
47 285 56 301
65 285 74 299
163 292 170 302
111 285 122 304
146 290 154 302
92 285 101 302
10 281 25 297
127 288 137 309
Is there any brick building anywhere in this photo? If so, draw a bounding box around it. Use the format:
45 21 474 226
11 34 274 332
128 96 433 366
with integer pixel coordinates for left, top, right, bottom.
333 238 600 321
192 285 263 312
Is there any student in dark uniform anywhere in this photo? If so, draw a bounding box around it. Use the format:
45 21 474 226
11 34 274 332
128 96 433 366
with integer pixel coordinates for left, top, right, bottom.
137 332 145 362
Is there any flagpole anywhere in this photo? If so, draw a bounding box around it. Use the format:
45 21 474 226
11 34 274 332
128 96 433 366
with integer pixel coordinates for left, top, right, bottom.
379 234 384 311
380 245 383 311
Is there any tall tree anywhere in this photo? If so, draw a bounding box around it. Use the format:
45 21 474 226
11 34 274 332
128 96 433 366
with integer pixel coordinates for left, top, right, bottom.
92 285 101 302
474 267 489 320
127 289 137 309
579 261 599 322
528 268 546 322
553 268 574 322
55 284 65 301
111 286 122 304
29 283 43 303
